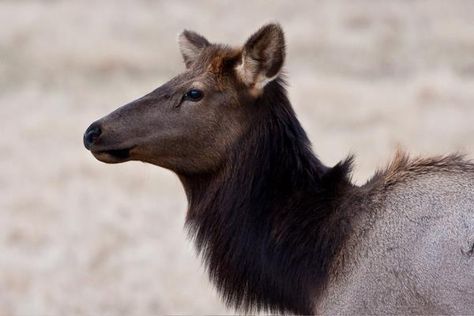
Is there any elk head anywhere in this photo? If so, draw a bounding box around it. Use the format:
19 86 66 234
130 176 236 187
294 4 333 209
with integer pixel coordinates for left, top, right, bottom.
84 24 285 175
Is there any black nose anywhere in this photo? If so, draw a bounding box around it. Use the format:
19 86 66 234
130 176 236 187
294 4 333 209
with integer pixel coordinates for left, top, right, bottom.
83 123 102 150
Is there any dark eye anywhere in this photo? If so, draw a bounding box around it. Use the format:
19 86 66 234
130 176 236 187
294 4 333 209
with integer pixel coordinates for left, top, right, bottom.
183 89 204 102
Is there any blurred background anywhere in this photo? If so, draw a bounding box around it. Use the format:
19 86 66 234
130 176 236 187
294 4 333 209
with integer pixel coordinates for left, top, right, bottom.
1 0 474 314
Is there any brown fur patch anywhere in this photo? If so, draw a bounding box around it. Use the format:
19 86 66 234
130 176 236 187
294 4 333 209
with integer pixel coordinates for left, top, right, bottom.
207 47 240 74
205 47 241 93
373 149 474 190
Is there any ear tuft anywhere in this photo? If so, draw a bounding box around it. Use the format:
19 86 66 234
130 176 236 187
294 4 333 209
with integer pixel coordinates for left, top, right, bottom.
236 23 286 92
178 30 210 68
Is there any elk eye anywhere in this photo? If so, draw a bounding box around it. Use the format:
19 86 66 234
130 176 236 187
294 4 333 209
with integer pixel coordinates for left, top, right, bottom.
183 89 204 102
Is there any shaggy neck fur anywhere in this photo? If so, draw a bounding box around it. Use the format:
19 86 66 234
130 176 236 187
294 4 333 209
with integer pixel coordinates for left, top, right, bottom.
180 79 356 314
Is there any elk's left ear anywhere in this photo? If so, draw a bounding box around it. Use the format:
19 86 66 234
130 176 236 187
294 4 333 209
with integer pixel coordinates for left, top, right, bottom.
236 24 285 92
178 30 210 68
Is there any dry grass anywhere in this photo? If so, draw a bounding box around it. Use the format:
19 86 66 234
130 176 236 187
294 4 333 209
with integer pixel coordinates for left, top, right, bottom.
1 0 474 314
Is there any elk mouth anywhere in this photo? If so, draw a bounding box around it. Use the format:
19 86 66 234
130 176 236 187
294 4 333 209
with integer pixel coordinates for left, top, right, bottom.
91 146 135 164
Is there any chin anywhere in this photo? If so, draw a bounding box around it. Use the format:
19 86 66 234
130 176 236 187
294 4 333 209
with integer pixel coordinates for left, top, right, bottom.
91 147 133 164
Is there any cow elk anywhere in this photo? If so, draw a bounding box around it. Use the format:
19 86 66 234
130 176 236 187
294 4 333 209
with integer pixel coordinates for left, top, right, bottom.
84 24 474 314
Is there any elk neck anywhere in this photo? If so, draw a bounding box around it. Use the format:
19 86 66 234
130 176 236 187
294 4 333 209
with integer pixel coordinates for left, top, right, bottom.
178 78 357 314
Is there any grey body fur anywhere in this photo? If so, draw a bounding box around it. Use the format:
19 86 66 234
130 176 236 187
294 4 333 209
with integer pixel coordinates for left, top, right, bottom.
319 154 474 314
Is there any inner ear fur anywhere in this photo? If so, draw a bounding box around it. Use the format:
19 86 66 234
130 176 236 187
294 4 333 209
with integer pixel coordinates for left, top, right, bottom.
236 24 286 91
178 30 210 68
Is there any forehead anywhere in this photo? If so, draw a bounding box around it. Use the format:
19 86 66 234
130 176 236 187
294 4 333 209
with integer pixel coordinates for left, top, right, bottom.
164 46 242 92
187 45 242 86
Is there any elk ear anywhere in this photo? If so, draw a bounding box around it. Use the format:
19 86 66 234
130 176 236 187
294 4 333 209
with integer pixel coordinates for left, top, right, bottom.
236 24 285 92
178 30 210 68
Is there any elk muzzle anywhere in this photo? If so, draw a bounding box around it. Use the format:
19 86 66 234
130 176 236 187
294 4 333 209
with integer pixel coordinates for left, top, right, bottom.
83 120 135 164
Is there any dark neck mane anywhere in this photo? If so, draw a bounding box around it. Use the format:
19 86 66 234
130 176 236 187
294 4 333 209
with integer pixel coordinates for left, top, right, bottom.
180 79 355 314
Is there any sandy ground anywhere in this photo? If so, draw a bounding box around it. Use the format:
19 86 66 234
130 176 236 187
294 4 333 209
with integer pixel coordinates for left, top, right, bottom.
1 0 474 315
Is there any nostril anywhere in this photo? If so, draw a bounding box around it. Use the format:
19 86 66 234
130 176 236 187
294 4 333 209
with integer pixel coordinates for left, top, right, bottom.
83 124 102 150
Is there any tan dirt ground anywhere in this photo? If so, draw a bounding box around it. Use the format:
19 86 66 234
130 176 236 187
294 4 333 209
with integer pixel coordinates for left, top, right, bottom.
1 0 474 315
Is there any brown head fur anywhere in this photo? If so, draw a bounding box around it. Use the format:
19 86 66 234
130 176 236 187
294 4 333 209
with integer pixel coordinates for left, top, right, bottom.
83 24 286 176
